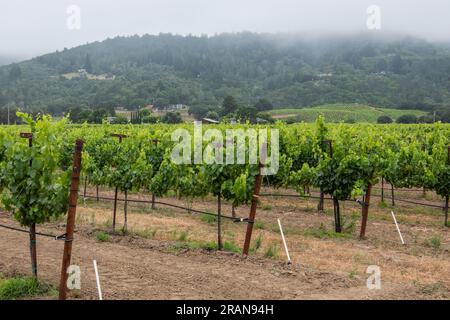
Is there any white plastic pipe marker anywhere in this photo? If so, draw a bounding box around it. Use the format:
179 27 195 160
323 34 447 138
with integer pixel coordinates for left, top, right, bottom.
277 218 292 264
391 211 405 245
93 260 103 300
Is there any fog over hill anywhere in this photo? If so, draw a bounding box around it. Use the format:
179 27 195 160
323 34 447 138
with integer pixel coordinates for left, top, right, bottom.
1 32 450 121
2 0 450 58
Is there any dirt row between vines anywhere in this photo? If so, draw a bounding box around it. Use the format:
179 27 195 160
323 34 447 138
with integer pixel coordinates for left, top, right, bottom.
0 185 448 300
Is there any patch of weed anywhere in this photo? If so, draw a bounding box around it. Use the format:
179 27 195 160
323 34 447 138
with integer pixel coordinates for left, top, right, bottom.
200 214 217 224
0 276 56 300
264 243 279 259
95 231 109 242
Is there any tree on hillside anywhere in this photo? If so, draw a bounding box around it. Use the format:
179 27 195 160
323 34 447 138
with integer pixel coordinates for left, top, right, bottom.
189 105 211 120
84 54 93 73
396 114 418 124
236 106 257 123
254 98 274 111
161 111 183 124
205 111 220 121
417 115 434 123
89 108 108 124
139 109 152 118
8 64 21 81
111 115 129 124
68 106 84 123
221 96 238 116
377 115 393 124
0 91 6 106
391 55 405 74
435 108 450 123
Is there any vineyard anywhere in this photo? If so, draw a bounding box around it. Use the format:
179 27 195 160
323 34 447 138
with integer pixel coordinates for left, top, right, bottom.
0 114 449 299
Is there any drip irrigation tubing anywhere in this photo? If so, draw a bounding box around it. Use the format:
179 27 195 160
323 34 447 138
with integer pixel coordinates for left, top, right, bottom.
0 222 65 239
371 187 427 193
370 194 444 209
260 192 444 209
81 194 249 223
260 193 332 200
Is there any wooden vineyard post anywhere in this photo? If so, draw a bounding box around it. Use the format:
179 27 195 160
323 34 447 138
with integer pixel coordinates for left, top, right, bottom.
83 176 87 198
317 190 324 212
29 223 37 278
112 186 119 232
391 183 395 206
444 196 449 227
151 194 156 210
123 190 128 233
323 140 342 233
110 134 127 232
445 146 450 227
318 140 333 212
242 163 263 255
59 139 84 300
359 184 373 239
20 133 37 278
151 139 158 210
217 193 222 250
243 141 267 256
332 198 341 233
381 177 384 202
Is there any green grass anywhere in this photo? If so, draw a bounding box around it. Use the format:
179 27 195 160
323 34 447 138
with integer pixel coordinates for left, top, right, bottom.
348 269 358 279
264 244 279 259
177 230 189 242
95 231 110 242
200 214 217 224
254 221 265 230
168 240 218 253
222 241 242 253
0 276 57 300
303 223 353 239
133 228 158 239
269 104 426 123
425 234 442 250
102 218 113 229
168 240 242 254
250 234 263 253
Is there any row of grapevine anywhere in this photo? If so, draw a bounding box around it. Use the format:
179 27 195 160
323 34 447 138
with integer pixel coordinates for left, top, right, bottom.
65 118 449 237
0 115 449 266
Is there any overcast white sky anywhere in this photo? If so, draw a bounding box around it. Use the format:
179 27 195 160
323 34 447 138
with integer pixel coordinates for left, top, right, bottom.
1 0 450 58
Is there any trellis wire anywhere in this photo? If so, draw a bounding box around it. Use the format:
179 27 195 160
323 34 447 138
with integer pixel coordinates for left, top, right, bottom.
81 194 249 222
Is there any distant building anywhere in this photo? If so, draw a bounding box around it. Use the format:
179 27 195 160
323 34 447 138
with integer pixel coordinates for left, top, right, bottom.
200 118 219 124
77 69 88 77
256 117 268 124
164 104 187 111
317 73 333 78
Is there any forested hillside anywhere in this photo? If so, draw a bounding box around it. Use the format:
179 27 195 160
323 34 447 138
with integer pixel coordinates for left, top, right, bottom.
1 32 450 119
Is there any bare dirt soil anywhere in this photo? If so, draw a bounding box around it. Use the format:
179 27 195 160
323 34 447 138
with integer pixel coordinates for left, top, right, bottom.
0 184 448 300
